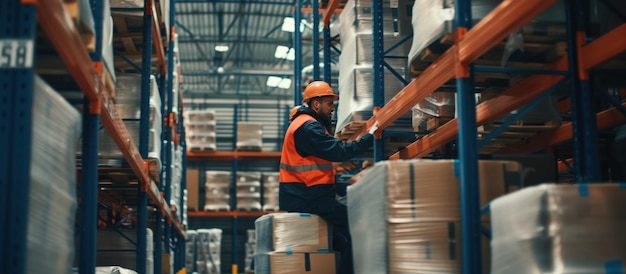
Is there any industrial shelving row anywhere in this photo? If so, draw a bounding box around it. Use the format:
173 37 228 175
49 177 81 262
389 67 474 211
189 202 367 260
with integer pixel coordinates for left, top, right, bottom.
309 0 626 273
0 0 187 273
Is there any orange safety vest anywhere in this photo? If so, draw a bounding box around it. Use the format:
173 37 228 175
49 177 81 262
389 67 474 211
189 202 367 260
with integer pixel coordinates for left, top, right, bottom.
279 114 335 187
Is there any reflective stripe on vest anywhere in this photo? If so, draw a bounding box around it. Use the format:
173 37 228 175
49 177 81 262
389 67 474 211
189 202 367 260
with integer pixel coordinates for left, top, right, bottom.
279 114 335 186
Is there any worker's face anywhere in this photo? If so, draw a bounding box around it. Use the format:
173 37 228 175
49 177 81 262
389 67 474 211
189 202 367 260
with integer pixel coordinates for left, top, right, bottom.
315 96 336 120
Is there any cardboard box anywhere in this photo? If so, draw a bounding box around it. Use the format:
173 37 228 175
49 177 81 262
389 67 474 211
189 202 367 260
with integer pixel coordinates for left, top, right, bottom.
387 221 491 274
255 213 331 253
269 252 336 274
186 169 200 211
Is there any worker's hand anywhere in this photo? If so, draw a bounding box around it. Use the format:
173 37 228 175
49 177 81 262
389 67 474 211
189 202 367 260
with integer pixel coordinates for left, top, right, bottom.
368 121 379 135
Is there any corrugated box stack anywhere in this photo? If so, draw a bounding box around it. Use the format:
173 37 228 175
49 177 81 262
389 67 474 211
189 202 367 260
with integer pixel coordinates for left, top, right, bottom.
335 0 413 134
204 171 232 211
348 159 522 274
254 213 336 274
186 110 217 151
237 122 263 151
236 172 262 210
97 74 162 165
490 184 626 274
245 229 256 273
28 77 82 274
196 229 223 274
186 169 201 211
262 172 280 211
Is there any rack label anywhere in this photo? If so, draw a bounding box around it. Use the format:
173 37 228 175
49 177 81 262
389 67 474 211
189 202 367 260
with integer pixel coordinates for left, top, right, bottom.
0 39 34 69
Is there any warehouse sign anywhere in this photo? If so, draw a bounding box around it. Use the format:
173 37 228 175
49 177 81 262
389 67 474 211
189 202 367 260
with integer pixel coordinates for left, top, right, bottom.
0 39 33 68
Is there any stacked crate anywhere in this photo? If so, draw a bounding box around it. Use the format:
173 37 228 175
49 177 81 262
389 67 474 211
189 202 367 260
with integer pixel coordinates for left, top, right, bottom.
336 0 413 133
348 159 523 273
262 172 280 211
186 110 217 151
196 229 223 274
236 172 262 211
204 171 231 211
98 74 162 163
237 122 263 151
411 91 456 131
245 229 256 273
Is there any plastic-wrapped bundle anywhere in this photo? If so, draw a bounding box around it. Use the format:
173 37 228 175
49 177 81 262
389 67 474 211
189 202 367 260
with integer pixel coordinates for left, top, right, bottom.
146 228 153 274
237 122 263 150
255 213 331 254
27 77 81 274
187 132 217 152
95 266 138 274
98 120 162 160
339 0 413 35
186 109 216 123
339 29 410 67
186 230 198 273
347 159 522 273
114 74 162 116
262 172 280 211
413 91 456 118
491 184 626 274
204 171 231 211
196 229 222 274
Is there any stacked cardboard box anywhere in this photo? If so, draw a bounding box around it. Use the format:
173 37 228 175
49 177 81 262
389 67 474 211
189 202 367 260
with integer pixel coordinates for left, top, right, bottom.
348 159 522 273
204 171 231 211
254 213 336 274
186 110 217 151
236 172 262 210
262 172 280 211
491 184 626 274
237 122 263 151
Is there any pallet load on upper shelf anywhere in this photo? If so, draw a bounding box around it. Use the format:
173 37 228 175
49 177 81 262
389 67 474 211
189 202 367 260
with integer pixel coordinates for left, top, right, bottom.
28 77 82 274
94 74 162 167
186 110 217 152
411 90 456 132
262 172 280 211
237 122 263 151
245 229 256 273
93 228 154 273
110 0 170 38
204 171 231 211
336 0 414 134
347 159 523 274
254 213 336 274
491 184 626 274
169 144 184 220
192 229 223 274
237 172 262 211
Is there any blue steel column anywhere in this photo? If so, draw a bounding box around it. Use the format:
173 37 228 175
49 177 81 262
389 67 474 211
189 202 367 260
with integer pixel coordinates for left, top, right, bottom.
566 0 599 181
454 0 481 272
372 1 385 162
293 0 303 104
231 104 239 273
323 26 331 84
137 0 154 272
1 2 36 273
312 0 320 80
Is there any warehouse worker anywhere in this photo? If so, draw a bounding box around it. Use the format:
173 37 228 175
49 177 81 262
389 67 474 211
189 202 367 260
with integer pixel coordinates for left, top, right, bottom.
279 81 378 274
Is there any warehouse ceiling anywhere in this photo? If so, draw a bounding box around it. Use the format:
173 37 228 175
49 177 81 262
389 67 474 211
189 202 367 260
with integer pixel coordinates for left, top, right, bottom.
175 0 344 100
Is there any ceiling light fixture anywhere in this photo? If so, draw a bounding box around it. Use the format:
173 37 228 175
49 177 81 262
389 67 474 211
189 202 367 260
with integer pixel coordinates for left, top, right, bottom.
214 45 229 52
281 17 305 33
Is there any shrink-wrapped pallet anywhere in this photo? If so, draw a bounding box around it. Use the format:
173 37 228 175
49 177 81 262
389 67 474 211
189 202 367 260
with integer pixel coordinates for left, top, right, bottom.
348 159 522 273
204 171 231 211
27 77 81 274
491 184 626 274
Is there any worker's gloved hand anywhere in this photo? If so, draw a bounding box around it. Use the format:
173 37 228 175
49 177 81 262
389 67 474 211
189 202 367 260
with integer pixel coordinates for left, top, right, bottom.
368 121 379 135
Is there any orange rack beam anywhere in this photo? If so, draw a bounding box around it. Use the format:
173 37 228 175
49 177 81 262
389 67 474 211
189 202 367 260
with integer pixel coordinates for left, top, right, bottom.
39 0 183 237
347 0 559 142
322 0 342 27
186 151 282 161
188 211 280 218
148 0 167 75
389 23 626 160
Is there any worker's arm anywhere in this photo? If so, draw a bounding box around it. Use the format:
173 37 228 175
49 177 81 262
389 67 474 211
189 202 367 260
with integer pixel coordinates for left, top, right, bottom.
294 120 373 162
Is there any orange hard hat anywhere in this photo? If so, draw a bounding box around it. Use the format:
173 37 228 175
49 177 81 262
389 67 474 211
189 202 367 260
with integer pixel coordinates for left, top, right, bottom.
289 106 299 120
302 81 339 103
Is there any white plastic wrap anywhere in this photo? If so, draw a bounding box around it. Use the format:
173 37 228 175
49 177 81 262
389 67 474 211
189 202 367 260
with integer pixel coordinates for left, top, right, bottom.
237 122 263 149
347 159 522 274
196 229 222 274
237 173 261 210
95 266 138 274
185 230 198 272
491 183 626 274
204 182 230 211
262 172 280 211
27 77 81 274
255 213 331 254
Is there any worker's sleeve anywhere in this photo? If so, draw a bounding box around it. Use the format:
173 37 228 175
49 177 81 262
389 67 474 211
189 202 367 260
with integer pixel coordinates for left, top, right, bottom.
293 120 373 162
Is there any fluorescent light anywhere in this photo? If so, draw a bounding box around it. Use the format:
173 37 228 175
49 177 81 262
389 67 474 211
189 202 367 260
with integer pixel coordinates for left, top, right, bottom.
266 76 282 87
286 48 295 61
214 45 229 52
278 78 292 89
281 17 305 33
275 46 295 61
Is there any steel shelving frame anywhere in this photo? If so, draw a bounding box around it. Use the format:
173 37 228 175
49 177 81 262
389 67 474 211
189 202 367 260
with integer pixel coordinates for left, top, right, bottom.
0 0 185 273
323 0 626 273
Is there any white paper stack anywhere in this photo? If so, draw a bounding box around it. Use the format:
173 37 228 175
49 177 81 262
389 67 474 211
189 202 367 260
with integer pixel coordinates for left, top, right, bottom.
186 110 217 151
236 172 262 210
27 77 81 274
196 229 223 274
237 122 263 150
204 171 231 211
185 230 198 273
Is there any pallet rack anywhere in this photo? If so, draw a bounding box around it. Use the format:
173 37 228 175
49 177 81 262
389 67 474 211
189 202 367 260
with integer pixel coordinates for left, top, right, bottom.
0 0 186 273
320 0 626 273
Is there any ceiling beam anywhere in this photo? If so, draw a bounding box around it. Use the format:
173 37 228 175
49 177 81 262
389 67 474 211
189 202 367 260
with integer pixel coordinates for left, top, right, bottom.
184 69 293 77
